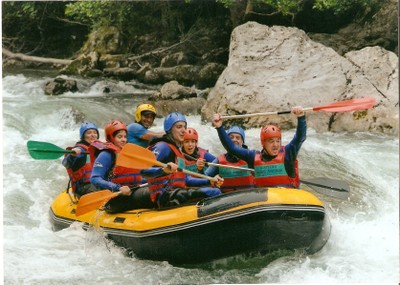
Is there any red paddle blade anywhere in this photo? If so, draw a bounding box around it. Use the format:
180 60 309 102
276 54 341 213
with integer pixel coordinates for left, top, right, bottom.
75 190 118 216
313 97 376 112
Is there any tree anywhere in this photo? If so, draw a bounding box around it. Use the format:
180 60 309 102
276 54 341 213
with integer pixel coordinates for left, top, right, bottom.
217 0 382 28
2 1 88 57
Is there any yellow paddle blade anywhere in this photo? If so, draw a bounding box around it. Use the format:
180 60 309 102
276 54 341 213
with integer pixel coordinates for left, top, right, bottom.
116 143 164 169
75 190 119 216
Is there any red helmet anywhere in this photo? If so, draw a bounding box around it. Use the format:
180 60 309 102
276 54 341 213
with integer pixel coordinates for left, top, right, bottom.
260 125 281 145
105 120 127 142
184 127 198 141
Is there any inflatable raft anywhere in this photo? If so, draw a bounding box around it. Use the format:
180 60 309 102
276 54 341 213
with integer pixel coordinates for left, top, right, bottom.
49 187 331 264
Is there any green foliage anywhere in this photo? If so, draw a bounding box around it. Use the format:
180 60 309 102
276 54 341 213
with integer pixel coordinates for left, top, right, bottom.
258 0 302 15
216 0 236 8
65 1 129 29
2 1 87 57
313 0 381 14
217 0 381 15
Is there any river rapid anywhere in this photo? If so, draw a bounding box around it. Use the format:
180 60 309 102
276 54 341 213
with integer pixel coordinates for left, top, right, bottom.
2 71 399 285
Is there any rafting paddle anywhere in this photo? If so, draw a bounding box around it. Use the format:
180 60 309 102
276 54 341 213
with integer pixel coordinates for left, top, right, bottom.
27 140 88 160
116 143 218 181
75 183 149 216
300 178 350 199
183 153 255 172
221 97 376 119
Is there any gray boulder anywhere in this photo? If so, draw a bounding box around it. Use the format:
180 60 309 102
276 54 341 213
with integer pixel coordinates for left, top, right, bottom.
201 22 398 135
44 77 78 95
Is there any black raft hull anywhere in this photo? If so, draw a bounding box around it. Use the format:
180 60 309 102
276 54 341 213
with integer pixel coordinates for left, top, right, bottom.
50 188 331 265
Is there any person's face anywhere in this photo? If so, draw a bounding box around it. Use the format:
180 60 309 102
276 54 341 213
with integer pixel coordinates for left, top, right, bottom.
263 137 281 156
183 139 197 154
141 113 155 129
83 129 98 144
113 130 127 149
228 133 243 146
171 122 187 144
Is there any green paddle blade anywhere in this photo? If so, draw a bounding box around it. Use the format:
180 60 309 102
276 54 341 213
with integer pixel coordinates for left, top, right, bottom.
27 140 71 160
301 177 350 199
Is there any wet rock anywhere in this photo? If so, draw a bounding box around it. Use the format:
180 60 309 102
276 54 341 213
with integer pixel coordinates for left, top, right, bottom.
153 97 207 117
201 22 398 135
44 77 78 95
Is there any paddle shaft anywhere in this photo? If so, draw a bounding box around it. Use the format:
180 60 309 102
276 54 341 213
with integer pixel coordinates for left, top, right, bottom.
221 108 313 119
75 183 149 216
220 97 375 120
300 179 348 192
121 151 216 181
30 149 88 155
183 153 254 172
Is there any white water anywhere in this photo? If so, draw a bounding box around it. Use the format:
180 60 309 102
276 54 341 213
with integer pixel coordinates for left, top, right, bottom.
2 72 399 285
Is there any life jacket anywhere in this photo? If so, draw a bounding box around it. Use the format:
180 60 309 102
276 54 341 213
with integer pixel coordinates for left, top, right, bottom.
217 154 255 193
184 147 207 173
253 147 299 188
65 143 92 193
146 142 186 203
89 140 144 187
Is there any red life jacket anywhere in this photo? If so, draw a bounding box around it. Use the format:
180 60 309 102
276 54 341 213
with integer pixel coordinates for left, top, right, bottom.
65 143 92 193
184 147 207 173
89 140 144 187
146 143 186 203
253 147 299 188
217 154 255 193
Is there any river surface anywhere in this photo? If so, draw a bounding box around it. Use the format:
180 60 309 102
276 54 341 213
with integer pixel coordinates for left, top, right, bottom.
2 71 399 284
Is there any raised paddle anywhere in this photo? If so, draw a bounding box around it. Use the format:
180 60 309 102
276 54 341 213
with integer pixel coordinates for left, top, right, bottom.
116 143 218 182
27 140 88 160
183 153 255 173
220 97 376 119
75 183 149 216
300 178 350 199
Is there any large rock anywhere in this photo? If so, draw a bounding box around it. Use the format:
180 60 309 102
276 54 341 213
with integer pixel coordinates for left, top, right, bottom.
44 77 78 95
201 22 398 135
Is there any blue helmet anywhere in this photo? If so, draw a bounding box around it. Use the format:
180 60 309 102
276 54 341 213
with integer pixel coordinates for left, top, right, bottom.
163 112 187 132
226 126 245 143
79 122 99 139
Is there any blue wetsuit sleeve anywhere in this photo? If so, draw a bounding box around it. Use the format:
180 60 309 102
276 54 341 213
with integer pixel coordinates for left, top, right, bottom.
127 123 148 145
204 158 219 177
140 142 173 178
186 175 210 187
216 127 256 168
62 146 86 171
90 151 121 192
284 116 307 177
203 151 216 163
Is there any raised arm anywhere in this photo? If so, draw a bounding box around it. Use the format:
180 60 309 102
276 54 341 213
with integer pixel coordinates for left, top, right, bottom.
212 114 256 168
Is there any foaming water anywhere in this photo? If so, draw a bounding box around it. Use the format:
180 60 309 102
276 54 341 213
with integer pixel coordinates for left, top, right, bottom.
2 73 399 284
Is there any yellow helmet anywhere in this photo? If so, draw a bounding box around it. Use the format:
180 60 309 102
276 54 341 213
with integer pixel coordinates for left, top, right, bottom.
135 104 156 122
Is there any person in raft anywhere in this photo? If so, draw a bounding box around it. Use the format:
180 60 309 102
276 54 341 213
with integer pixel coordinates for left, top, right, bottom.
182 127 216 174
62 122 101 197
141 112 224 208
90 120 151 213
211 106 306 188
127 103 165 147
204 126 255 193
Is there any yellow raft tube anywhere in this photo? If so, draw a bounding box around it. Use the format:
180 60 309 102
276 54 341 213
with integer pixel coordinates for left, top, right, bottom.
50 187 331 265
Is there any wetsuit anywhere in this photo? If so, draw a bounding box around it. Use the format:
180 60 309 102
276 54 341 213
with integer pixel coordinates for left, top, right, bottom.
141 136 221 208
183 147 216 174
62 140 99 196
216 116 306 188
127 122 150 147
